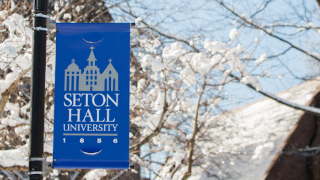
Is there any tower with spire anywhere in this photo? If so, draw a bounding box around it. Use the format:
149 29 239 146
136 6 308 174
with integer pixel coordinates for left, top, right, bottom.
64 46 118 91
87 46 97 66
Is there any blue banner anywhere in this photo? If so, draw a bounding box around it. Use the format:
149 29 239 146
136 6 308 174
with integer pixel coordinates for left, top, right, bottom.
53 23 130 169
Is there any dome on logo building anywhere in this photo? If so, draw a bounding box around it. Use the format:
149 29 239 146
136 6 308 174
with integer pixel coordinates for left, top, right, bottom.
66 59 80 72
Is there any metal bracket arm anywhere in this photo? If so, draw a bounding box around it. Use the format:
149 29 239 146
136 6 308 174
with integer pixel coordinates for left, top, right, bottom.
34 27 49 32
33 13 56 30
33 13 50 19
28 171 45 175
29 157 46 161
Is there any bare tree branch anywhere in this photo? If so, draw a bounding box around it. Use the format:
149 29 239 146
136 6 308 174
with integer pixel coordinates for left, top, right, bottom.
219 0 320 63
182 78 206 180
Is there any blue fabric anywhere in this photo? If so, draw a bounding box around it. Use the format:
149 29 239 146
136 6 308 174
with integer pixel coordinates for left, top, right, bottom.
53 23 130 169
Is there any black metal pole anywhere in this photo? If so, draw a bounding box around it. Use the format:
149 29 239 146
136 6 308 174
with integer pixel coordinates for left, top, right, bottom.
29 0 48 179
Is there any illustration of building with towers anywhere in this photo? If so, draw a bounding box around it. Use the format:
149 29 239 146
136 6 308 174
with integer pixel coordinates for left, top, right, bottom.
64 46 118 91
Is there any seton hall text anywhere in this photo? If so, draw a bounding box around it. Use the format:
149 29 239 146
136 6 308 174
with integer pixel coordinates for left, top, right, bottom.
63 93 119 132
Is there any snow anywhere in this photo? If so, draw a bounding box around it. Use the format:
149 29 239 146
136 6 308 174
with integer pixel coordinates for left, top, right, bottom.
63 13 71 20
204 41 228 53
145 110 164 130
0 67 22 95
0 145 28 167
153 38 161 47
209 98 222 109
141 54 154 67
83 169 108 180
143 128 153 137
154 92 165 110
137 78 146 91
162 42 186 69
10 0 16 12
15 54 32 70
75 5 85 13
179 69 197 86
173 151 186 166
227 52 248 76
153 134 175 149
252 142 274 160
260 89 320 114
229 28 240 40
170 41 183 50
54 2 60 11
3 14 33 40
241 75 262 91
139 39 162 54
183 53 212 75
255 53 267 66
0 10 8 19
151 59 165 72
173 79 320 179
210 54 223 66
0 141 53 168
135 17 142 24
235 44 246 53
0 45 16 57
14 125 29 134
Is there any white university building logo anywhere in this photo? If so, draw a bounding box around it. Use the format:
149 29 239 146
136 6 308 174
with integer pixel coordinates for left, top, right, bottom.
64 46 119 91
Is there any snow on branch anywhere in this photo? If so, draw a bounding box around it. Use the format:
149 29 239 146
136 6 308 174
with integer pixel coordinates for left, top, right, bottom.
257 89 320 116
233 73 320 116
